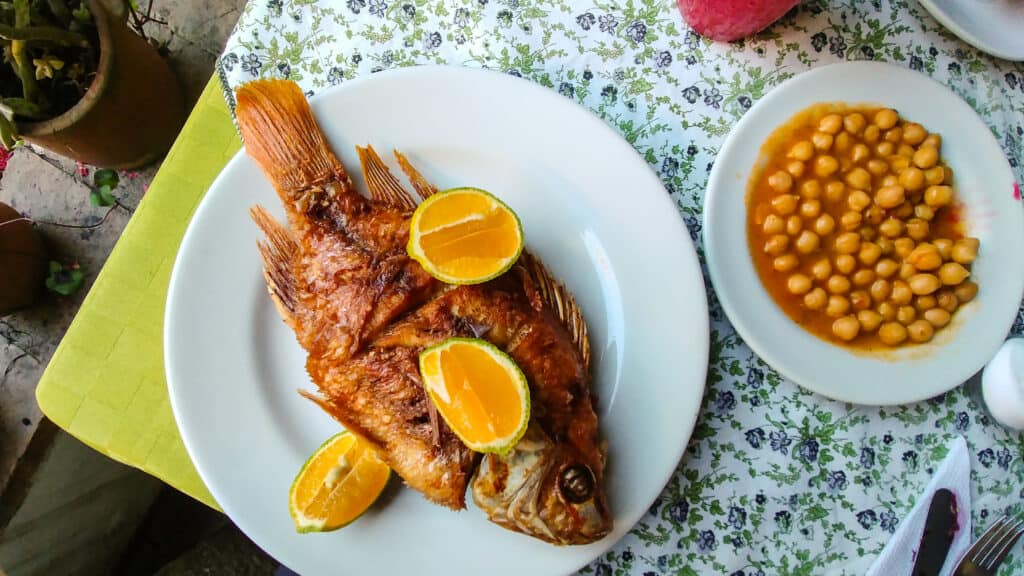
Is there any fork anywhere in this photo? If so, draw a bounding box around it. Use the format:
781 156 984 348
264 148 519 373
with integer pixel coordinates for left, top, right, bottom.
953 515 1024 576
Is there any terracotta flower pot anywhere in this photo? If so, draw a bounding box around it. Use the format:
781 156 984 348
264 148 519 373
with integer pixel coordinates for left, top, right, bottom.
18 0 185 169
0 201 47 316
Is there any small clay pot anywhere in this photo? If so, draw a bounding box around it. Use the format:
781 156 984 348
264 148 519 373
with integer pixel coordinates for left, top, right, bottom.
0 201 47 315
19 0 185 169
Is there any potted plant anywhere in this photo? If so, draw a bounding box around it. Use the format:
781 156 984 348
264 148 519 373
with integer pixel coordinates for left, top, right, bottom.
0 200 47 315
0 0 183 168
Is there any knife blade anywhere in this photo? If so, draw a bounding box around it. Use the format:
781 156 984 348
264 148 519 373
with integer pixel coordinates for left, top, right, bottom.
911 488 959 576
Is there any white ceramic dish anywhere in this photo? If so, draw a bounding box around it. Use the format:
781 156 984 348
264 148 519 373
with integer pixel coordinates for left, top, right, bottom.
165 66 709 576
917 0 1024 61
704 61 1024 406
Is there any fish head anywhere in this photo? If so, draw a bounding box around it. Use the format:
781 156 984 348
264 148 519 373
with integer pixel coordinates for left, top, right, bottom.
471 424 612 545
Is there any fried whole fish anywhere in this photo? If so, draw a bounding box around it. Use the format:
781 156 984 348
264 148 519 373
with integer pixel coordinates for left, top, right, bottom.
235 79 611 544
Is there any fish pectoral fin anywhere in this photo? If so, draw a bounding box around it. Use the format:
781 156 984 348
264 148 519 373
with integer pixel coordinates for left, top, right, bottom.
518 251 591 370
394 150 439 200
251 205 299 324
357 144 417 210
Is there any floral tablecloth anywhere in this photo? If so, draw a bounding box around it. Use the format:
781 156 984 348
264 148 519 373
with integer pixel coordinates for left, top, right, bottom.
217 1 1024 574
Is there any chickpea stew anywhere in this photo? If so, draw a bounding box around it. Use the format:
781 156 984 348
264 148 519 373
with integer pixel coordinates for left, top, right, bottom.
747 104 979 350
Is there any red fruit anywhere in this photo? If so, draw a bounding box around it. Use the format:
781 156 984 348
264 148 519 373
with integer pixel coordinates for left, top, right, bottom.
678 0 800 42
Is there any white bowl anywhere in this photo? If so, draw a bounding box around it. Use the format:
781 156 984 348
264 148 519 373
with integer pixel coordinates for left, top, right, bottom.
703 61 1024 406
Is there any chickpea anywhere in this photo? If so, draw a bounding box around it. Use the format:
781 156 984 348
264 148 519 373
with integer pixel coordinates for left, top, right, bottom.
811 258 833 281
845 167 872 190
798 178 823 198
907 319 934 343
876 141 895 157
814 155 839 177
825 181 846 203
828 274 852 294
870 279 892 302
771 193 799 215
922 133 941 149
878 301 897 321
832 315 861 341
840 211 863 231
933 238 953 260
835 254 857 274
952 238 979 264
834 132 852 155
874 109 898 130
799 199 822 219
788 140 815 161
936 289 959 312
914 204 935 221
875 185 906 209
763 214 785 234
875 258 899 278
914 295 937 312
804 287 828 310
850 290 872 310
924 166 946 186
906 218 930 241
899 262 917 280
834 232 861 254
894 202 915 219
891 280 913 305
877 237 894 256
858 242 882 266
924 185 953 207
853 269 876 287
787 161 806 178
912 146 938 169
764 234 790 255
903 123 927 145
773 253 800 272
879 322 908 345
878 219 903 239
787 273 813 295
906 243 942 271
897 305 917 325
795 230 821 254
938 262 970 286
897 144 916 159
826 295 851 317
942 166 954 185
843 112 866 135
894 237 916 259
847 190 872 211
819 114 843 134
884 127 903 143
924 308 951 328
813 213 836 236
909 273 941 295
850 143 870 164
864 206 885 226
954 280 978 303
859 124 879 144
812 131 834 152
898 166 925 192
786 215 803 236
881 174 899 188
890 156 911 173
857 310 883 332
860 226 878 242
867 159 889 176
768 171 793 193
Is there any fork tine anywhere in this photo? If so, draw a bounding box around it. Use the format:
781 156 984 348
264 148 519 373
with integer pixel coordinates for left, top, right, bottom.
980 517 1024 570
970 516 1010 562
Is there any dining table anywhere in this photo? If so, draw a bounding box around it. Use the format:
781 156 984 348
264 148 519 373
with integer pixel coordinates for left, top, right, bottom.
34 0 1024 574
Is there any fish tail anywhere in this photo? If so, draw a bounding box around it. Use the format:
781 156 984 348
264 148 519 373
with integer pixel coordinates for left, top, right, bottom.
235 79 353 210
250 205 300 329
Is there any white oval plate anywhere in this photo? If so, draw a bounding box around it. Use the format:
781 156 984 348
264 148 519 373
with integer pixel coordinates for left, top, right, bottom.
917 0 1024 62
165 66 709 576
704 61 1024 406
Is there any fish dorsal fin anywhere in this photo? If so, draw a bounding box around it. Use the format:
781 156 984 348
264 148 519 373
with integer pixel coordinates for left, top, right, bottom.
250 205 299 327
357 145 417 210
518 251 591 370
394 150 440 199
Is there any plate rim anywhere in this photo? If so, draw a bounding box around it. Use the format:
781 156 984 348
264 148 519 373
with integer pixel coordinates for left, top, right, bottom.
916 0 1024 62
164 64 710 574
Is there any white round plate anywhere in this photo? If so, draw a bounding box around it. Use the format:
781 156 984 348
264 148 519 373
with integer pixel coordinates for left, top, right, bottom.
165 66 709 576
917 0 1024 61
704 61 1024 406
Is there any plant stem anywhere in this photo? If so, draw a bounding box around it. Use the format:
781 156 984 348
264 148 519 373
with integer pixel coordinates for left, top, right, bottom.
0 205 120 231
0 23 90 46
10 0 38 105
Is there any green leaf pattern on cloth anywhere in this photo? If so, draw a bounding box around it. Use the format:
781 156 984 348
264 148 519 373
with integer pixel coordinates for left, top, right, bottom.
217 1 1024 573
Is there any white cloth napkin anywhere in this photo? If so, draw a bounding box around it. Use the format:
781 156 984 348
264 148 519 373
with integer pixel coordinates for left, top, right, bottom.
867 436 972 576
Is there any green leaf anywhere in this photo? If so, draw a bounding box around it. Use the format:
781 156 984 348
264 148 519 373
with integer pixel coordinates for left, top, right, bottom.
93 168 118 189
89 184 115 206
45 261 85 296
72 2 90 23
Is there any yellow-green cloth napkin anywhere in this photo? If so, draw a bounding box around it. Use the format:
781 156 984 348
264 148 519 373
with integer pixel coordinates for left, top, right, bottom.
36 77 239 509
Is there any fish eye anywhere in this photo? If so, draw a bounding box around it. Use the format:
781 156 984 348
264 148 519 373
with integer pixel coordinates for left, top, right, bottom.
558 464 595 504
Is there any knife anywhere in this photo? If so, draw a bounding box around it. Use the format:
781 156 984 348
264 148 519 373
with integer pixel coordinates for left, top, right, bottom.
911 488 959 576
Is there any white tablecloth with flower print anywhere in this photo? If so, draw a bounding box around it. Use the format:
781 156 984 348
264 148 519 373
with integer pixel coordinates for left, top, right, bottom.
216 1 1024 574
